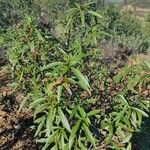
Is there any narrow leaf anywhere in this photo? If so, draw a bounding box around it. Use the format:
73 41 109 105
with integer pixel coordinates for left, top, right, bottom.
19 95 29 112
122 134 132 144
71 67 91 94
29 98 45 109
58 108 71 132
42 131 58 150
87 110 100 117
119 95 129 106
69 120 81 150
36 138 48 143
40 62 64 71
131 107 148 117
83 123 96 147
88 10 103 18
80 11 85 27
35 117 46 137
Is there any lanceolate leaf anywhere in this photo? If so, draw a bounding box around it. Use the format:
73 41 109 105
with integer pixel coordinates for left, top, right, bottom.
63 83 72 95
127 142 132 150
35 117 46 137
57 86 62 102
36 138 48 143
80 11 85 27
61 128 68 140
69 120 81 150
87 10 103 18
78 136 87 150
119 95 129 106
29 98 45 109
122 134 132 144
131 107 148 117
40 62 64 71
19 94 30 112
87 110 101 117
78 106 86 118
42 130 58 150
71 67 91 94
34 103 49 117
46 110 56 137
83 123 96 147
58 107 71 132
71 67 90 88
78 81 91 95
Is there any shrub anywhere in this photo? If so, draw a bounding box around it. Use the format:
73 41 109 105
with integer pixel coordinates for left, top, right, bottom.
114 12 142 36
4 5 103 148
1 2 150 150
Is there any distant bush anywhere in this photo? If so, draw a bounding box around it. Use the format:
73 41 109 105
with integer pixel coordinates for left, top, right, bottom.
103 5 122 31
114 12 142 36
0 0 18 30
101 5 149 54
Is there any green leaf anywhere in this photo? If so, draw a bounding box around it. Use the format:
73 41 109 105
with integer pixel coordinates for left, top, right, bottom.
113 72 123 83
122 134 132 144
58 107 71 132
51 145 58 150
105 123 113 144
127 142 132 150
34 117 44 124
57 86 62 102
137 111 142 126
87 110 100 117
141 61 150 72
69 120 81 150
46 110 55 137
28 41 35 52
35 29 44 41
65 17 72 31
119 95 129 106
83 123 96 147
78 106 86 117
35 117 46 137
80 11 85 27
78 136 87 150
61 135 65 150
61 128 68 140
71 67 90 88
63 83 72 95
40 62 64 71
87 10 103 18
36 138 48 143
29 98 45 109
19 94 30 112
34 104 49 117
114 106 127 123
71 67 91 94
66 8 78 16
131 107 148 117
131 111 137 128
42 130 58 150
78 81 91 95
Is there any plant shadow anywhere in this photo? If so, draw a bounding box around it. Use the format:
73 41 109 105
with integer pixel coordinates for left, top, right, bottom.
131 115 150 150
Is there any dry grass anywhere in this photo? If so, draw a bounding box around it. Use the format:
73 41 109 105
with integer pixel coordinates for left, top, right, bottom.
123 5 150 21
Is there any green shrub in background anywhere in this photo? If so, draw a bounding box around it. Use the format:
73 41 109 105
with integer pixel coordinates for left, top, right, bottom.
114 12 142 36
0 0 18 30
143 13 150 53
100 5 149 54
